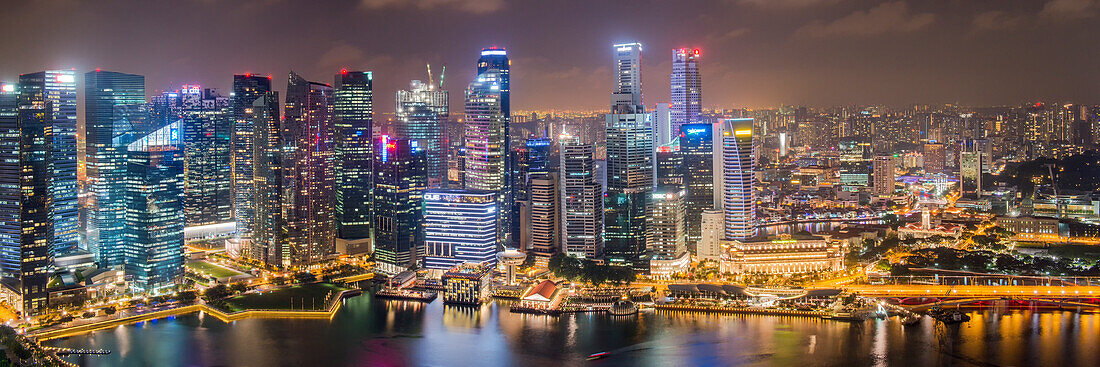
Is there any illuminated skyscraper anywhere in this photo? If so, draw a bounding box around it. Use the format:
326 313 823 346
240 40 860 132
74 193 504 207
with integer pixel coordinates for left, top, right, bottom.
561 136 603 259
465 51 512 246
670 48 702 137
511 137 552 249
647 188 686 259
423 189 498 270
526 172 560 265
679 123 714 247
85 70 145 266
124 121 184 291
0 84 51 314
18 71 78 256
230 74 275 238
155 85 231 227
373 136 426 273
282 72 335 267
248 92 283 266
872 155 896 197
334 71 374 241
605 42 653 266
475 47 513 246
720 118 756 240
396 80 448 189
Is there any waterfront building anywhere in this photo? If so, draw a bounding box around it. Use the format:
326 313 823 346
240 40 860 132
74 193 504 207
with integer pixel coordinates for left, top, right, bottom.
561 137 603 259
516 280 563 311
670 48 701 138
124 121 185 291
18 71 79 256
647 188 689 278
720 118 756 240
85 70 145 266
282 72 336 267
334 71 374 241
718 234 843 274
230 74 275 239
247 91 283 267
156 86 232 228
396 80 447 188
512 137 552 246
464 58 510 246
0 85 51 314
373 136 426 273
872 155 896 197
697 210 724 260
526 173 560 266
679 122 714 247
441 264 492 305
422 189 498 270
605 42 654 267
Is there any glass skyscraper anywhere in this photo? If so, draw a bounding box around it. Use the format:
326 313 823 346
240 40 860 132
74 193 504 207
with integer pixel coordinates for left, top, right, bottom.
561 136 603 259
124 121 184 291
720 118 756 240
510 137 552 248
605 42 654 267
248 92 283 267
18 71 79 257
474 47 512 247
85 70 145 267
670 48 702 138
282 72 336 267
464 62 510 247
422 189 498 270
153 86 232 227
334 71 374 241
372 135 426 273
679 122 714 247
396 80 447 188
230 74 275 238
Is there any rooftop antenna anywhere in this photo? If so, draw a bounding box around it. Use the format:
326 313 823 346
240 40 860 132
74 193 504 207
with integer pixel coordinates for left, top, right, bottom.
427 63 434 89
439 65 446 89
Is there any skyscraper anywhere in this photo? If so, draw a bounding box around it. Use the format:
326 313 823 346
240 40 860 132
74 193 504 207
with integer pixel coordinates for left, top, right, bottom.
282 72 335 267
0 84 51 314
124 121 184 291
422 189 498 270
526 172 560 266
249 92 283 267
159 85 232 227
85 70 145 266
697 209 724 260
396 80 447 188
230 74 275 239
872 155 896 197
647 188 686 259
655 102 672 147
465 49 511 246
477 47 512 246
605 42 654 266
18 71 78 257
670 48 701 138
720 118 756 240
561 136 603 259
372 135 426 273
511 137 552 249
334 70 374 241
679 123 714 248
959 151 983 198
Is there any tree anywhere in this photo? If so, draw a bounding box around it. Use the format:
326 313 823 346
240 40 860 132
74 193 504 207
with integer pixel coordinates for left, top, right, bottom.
293 272 317 283
229 282 248 294
177 290 198 303
203 284 231 301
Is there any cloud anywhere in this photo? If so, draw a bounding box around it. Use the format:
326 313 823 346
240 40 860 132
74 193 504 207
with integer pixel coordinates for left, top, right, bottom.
719 28 750 40
971 10 1024 32
738 0 839 9
794 1 934 38
359 0 504 14
1039 0 1097 21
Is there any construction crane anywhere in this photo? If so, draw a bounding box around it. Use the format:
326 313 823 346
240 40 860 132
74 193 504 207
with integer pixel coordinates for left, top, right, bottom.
1045 163 1061 218
427 63 434 89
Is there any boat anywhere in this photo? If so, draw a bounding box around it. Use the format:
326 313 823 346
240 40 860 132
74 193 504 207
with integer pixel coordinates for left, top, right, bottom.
928 307 970 324
822 311 864 322
587 352 610 360
900 313 921 326
607 299 639 316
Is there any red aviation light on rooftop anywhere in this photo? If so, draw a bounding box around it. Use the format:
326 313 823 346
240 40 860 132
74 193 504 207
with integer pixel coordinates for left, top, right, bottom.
245 73 252 77
694 48 700 55
341 68 348 74
95 68 101 72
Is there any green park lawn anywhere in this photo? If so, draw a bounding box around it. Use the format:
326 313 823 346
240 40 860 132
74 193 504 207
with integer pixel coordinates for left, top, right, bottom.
186 261 245 279
215 283 348 312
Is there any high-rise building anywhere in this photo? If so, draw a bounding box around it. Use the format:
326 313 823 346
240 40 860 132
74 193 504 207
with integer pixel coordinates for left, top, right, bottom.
511 137 552 249
605 42 654 266
156 85 232 228
872 155 896 197
423 189 498 270
247 92 283 267
372 136 426 273
656 141 683 188
230 74 275 239
561 137 603 259
647 188 686 259
85 70 145 266
465 56 511 246
655 102 672 147
679 122 714 248
0 84 51 314
697 210 724 260
282 72 336 267
124 121 184 291
396 80 447 188
720 118 756 240
526 172 560 266
960 151 983 198
923 142 945 174
18 71 78 256
670 48 701 138
334 71 374 241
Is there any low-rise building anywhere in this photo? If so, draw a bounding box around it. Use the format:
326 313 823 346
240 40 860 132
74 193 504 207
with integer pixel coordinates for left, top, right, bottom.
718 234 844 274
516 280 563 311
442 264 492 305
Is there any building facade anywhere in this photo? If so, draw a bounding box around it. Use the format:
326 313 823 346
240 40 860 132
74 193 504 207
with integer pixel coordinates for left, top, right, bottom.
282 72 336 267
464 65 510 246
230 74 275 239
372 136 426 273
679 122 714 247
720 118 756 240
334 71 374 241
422 189 498 270
124 121 185 291
18 71 78 256
526 172 560 265
670 48 701 138
561 138 603 259
396 79 447 188
605 42 654 267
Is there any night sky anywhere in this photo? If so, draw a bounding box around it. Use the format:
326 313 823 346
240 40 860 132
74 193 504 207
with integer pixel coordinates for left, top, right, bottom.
1 0 1097 112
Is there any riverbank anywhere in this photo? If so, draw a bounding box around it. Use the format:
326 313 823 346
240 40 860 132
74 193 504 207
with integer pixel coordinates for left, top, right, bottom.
653 304 829 317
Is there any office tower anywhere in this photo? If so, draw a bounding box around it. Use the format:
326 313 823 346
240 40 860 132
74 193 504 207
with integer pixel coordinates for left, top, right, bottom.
656 142 682 188
334 71 374 241
124 121 184 291
923 142 945 174
372 136 426 273
526 172 560 266
670 48 701 138
476 48 511 201
720 118 756 240
0 84 51 314
230 74 275 238
464 61 510 246
679 123 714 247
561 137 603 259
697 210 724 260
655 102 672 146
396 80 448 188
249 92 283 266
960 151 983 198
872 155 896 197
422 189 498 270
18 71 78 256
606 42 654 266
85 70 145 266
511 137 552 249
282 72 336 267
647 188 686 259
157 85 231 227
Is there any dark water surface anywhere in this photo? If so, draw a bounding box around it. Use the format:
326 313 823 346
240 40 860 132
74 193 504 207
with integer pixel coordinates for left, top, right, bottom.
47 293 1100 366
